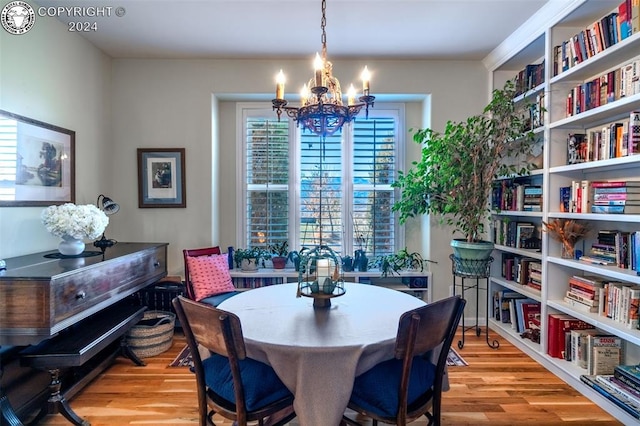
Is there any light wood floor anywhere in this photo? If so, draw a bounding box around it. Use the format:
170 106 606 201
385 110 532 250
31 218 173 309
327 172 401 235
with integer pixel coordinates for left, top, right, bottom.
34 328 623 426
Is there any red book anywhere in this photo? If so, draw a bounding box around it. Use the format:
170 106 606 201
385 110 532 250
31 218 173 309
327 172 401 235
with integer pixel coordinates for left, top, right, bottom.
547 313 594 359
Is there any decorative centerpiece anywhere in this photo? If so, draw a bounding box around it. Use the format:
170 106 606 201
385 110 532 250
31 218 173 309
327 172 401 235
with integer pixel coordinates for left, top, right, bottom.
41 203 109 255
297 245 345 308
542 219 590 259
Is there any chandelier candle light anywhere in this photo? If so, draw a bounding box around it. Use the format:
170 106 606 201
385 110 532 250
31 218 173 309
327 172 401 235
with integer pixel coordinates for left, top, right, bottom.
272 0 375 137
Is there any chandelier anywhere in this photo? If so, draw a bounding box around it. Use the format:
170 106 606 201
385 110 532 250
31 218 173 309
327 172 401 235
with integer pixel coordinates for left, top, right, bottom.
271 0 375 137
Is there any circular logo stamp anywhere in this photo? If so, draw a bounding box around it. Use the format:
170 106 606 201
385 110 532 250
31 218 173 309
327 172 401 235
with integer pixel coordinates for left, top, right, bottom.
1 1 35 35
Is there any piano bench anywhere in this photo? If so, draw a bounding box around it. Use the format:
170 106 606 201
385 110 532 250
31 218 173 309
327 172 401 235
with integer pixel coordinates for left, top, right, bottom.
20 304 147 426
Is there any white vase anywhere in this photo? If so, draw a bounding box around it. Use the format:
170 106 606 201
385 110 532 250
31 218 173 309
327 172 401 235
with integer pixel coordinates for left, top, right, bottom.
58 235 85 256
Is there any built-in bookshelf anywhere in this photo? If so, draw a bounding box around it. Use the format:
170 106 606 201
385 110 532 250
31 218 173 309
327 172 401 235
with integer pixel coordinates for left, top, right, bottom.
487 1 640 423
228 269 432 302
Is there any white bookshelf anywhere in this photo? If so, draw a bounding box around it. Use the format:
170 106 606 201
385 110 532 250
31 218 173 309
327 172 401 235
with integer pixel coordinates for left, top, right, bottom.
487 1 640 423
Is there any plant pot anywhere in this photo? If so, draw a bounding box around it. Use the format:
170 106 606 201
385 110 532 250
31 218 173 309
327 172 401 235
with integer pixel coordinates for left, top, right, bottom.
450 239 494 277
240 258 259 272
272 256 287 269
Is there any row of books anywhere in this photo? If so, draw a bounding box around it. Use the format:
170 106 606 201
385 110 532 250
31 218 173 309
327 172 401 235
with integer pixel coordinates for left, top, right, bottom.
492 181 543 212
565 111 640 164
547 313 594 359
513 62 545 97
492 289 541 337
567 329 623 375
580 364 640 420
579 229 640 274
565 61 640 118
579 229 633 269
492 219 541 250
562 274 640 330
231 277 285 289
499 254 542 291
553 0 640 76
559 179 640 214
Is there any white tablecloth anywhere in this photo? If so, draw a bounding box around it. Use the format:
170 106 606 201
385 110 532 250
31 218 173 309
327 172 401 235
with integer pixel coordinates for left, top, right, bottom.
218 282 426 426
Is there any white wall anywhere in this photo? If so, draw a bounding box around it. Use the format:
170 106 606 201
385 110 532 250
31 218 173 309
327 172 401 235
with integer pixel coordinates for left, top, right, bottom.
0 15 490 303
0 8 112 258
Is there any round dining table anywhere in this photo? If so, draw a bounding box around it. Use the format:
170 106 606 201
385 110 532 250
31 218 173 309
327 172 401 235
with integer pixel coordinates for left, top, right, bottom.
218 281 426 426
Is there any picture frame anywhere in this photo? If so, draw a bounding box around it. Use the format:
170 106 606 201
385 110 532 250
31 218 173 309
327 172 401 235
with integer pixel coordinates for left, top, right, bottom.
137 148 186 208
0 109 75 207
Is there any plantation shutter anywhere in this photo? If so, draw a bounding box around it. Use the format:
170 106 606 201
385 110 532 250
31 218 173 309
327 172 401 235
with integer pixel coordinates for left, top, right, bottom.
0 117 18 200
299 131 343 254
351 116 396 257
244 116 289 248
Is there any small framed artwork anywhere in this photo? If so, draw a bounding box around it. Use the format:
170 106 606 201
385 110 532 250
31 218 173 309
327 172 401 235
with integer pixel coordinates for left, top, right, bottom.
137 148 186 208
0 109 75 207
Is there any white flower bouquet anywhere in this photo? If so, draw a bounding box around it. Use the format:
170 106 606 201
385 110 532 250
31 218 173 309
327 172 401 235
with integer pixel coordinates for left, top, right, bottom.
41 203 109 240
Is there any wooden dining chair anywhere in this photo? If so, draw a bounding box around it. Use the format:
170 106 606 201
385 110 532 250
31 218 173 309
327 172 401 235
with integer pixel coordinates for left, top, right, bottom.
172 295 296 426
342 295 466 426
183 246 239 306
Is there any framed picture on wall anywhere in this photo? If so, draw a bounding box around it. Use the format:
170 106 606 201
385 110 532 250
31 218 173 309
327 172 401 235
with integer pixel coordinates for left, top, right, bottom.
137 148 186 208
0 109 75 207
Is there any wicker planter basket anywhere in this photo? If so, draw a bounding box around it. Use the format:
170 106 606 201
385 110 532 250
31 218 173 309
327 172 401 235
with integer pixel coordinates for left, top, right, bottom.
126 310 175 358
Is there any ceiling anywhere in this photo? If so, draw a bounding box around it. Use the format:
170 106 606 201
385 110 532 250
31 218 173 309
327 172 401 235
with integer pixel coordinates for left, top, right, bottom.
34 0 550 60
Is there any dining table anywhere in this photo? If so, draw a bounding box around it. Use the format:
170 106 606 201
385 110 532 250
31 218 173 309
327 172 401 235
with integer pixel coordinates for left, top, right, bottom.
217 281 428 426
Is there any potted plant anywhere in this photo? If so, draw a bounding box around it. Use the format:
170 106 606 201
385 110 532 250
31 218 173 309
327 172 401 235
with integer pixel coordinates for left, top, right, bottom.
269 241 289 269
374 248 436 277
392 80 537 271
234 247 269 272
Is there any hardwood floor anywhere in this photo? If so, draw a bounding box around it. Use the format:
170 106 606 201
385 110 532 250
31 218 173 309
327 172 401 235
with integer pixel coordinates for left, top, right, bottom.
35 328 622 425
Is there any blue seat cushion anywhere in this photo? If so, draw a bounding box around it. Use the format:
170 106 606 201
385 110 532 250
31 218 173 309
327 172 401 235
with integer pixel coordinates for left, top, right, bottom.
199 290 239 307
203 354 292 411
350 356 436 418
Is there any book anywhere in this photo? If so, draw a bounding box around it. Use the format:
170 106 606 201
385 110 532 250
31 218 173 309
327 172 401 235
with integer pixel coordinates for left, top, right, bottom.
591 181 640 187
580 375 640 419
515 224 536 249
560 186 571 212
564 296 599 313
570 329 599 367
547 313 594 359
615 365 640 393
598 375 640 406
514 298 539 332
591 346 622 375
587 334 623 374
567 133 588 164
593 192 640 201
591 204 640 214
630 110 640 154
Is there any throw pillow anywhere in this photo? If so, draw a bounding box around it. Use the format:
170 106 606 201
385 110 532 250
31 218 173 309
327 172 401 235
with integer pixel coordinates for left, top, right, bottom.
186 254 235 302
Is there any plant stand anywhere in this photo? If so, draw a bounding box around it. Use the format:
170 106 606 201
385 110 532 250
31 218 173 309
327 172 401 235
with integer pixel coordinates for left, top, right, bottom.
450 255 499 350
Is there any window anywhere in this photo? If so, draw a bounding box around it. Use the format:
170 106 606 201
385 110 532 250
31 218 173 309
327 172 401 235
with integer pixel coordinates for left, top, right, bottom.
238 104 403 258
0 117 18 200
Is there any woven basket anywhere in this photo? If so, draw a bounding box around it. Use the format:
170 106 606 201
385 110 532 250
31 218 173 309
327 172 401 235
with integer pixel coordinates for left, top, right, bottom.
126 310 175 358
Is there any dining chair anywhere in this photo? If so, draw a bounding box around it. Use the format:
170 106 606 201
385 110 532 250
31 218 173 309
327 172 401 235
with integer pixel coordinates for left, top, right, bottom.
342 295 466 426
183 246 239 306
172 295 296 426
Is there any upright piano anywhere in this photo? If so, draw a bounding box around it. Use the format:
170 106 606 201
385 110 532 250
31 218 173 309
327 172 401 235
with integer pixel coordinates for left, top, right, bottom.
0 242 168 424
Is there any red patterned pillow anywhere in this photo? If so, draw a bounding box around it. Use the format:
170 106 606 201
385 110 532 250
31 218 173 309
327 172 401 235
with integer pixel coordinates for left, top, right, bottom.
186 254 235 301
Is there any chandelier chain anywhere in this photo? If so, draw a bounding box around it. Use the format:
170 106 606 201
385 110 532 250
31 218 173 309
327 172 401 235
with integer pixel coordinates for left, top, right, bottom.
320 0 327 60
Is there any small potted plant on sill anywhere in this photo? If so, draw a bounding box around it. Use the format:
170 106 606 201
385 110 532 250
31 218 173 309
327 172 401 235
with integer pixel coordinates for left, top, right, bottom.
375 248 436 277
269 241 289 269
234 247 269 272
